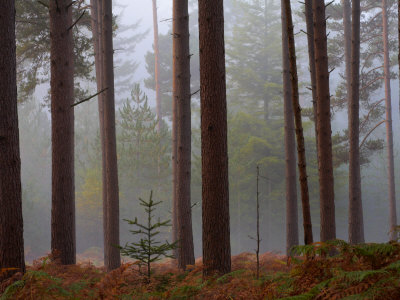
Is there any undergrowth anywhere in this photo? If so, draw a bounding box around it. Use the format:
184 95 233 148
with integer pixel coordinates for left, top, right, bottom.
1 241 400 299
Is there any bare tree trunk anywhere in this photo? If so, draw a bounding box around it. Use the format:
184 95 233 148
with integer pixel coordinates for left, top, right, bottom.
348 0 364 244
343 0 351 101
173 0 195 270
281 0 300 254
152 0 162 131
172 77 178 261
0 0 26 276
382 0 397 240
50 0 76 265
101 0 121 271
90 0 108 261
199 0 231 277
312 0 336 242
304 0 318 152
283 0 313 247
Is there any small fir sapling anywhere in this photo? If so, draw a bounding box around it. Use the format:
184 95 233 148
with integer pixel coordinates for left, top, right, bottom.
118 191 178 281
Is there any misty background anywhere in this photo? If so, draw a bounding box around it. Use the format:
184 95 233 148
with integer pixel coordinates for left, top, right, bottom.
18 0 400 263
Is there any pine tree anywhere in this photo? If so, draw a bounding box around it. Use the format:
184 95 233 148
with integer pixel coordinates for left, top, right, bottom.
119 191 177 281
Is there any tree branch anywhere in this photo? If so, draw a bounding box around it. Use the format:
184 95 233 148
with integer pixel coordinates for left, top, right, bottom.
67 10 85 31
360 120 385 149
71 88 108 107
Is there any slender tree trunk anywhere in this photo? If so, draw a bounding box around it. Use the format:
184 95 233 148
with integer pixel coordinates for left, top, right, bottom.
172 77 178 261
102 0 121 271
348 0 364 244
398 0 400 121
50 0 76 265
343 0 351 101
281 0 300 254
199 0 231 276
0 0 26 275
283 0 313 247
152 0 162 131
90 0 108 259
304 0 318 151
312 0 336 242
382 0 397 240
173 0 195 269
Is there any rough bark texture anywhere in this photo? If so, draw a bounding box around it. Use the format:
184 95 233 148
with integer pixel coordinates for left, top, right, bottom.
382 0 397 241
50 0 76 265
0 0 26 275
102 0 121 271
152 0 162 131
283 0 312 247
348 0 364 244
281 0 299 254
173 0 195 269
312 0 336 242
304 0 318 150
199 0 231 276
90 0 108 260
172 72 178 261
343 0 351 102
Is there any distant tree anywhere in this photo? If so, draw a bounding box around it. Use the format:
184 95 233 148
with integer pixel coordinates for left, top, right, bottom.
49 0 76 264
15 0 92 102
0 0 26 276
173 0 195 270
348 0 365 244
283 0 312 247
152 0 162 131
313 0 336 242
101 0 120 271
382 0 397 240
199 0 231 276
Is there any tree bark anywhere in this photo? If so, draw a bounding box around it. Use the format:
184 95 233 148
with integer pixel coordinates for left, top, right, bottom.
348 0 364 244
152 0 162 131
281 0 300 254
312 0 336 242
0 0 26 275
89 0 108 262
304 0 319 150
199 0 231 276
101 0 121 271
382 0 397 241
173 0 195 270
50 0 76 265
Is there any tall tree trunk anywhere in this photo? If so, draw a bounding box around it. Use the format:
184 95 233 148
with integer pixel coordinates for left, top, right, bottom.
281 0 299 254
312 0 336 242
90 0 108 259
199 0 231 276
382 0 397 240
173 0 195 269
102 0 121 271
304 0 318 152
0 0 26 275
283 0 312 247
152 0 162 131
348 0 364 244
50 0 76 265
343 0 351 101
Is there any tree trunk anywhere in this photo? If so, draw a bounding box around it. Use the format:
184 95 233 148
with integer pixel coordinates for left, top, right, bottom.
199 0 231 276
281 0 300 254
101 0 121 271
343 0 351 102
50 0 76 265
304 0 318 151
0 0 26 275
283 0 312 247
382 0 397 240
348 0 364 244
152 0 162 131
90 0 108 261
173 0 195 270
312 0 336 242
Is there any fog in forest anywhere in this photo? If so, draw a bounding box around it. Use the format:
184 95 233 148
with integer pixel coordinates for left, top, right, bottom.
17 0 400 264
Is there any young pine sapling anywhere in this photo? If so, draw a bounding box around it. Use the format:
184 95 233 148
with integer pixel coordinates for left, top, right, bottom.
119 191 178 281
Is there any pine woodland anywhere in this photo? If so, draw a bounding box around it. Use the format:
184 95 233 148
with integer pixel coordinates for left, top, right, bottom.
3 0 400 298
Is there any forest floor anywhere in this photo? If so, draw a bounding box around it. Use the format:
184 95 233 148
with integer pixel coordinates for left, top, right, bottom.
1 241 400 299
